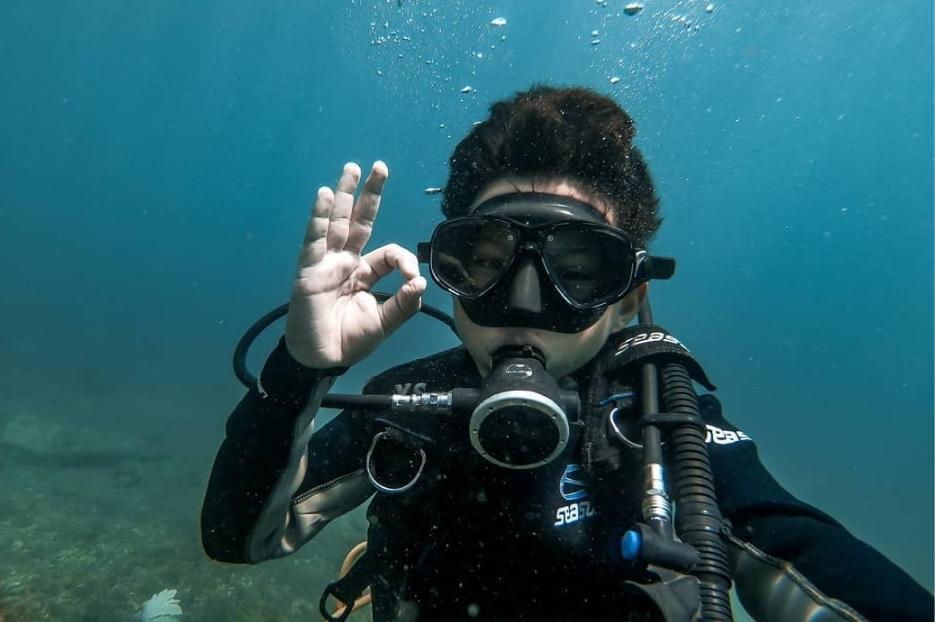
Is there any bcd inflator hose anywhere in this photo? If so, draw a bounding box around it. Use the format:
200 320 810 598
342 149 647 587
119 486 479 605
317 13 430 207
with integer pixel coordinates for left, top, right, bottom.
660 362 733 622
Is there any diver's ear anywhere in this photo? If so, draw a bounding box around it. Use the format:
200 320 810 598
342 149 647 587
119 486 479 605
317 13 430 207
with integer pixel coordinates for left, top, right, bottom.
611 283 648 331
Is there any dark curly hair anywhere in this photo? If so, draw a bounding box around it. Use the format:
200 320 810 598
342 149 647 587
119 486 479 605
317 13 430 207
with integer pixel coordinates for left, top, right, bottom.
441 85 662 247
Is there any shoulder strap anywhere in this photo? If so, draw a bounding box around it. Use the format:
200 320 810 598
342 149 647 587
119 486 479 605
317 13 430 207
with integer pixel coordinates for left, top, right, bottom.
604 324 716 391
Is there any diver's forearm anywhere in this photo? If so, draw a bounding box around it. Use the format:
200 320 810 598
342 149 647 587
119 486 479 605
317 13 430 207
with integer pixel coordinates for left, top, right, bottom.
730 514 933 622
199 337 338 563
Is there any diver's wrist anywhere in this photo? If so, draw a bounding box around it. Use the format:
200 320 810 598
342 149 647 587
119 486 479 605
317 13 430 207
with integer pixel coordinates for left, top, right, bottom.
257 337 347 403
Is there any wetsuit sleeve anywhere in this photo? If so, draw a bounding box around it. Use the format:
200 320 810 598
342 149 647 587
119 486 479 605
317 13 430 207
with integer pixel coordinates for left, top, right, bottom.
200 337 374 564
700 394 933 622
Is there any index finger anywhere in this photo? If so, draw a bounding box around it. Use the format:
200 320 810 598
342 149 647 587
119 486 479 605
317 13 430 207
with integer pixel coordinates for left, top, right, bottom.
298 186 334 268
344 161 388 254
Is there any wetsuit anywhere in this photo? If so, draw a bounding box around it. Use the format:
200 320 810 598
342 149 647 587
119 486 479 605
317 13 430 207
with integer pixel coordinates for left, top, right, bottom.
201 338 933 621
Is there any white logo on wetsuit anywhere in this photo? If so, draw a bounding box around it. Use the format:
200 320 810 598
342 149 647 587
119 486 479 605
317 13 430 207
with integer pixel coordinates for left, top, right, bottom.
615 331 689 355
394 382 427 395
705 424 752 445
554 464 597 527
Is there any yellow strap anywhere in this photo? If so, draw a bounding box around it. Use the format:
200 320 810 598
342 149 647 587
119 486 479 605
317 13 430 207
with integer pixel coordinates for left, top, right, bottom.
324 541 372 621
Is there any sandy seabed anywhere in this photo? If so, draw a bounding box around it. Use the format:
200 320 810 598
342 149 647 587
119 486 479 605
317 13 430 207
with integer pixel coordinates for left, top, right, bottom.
0 407 371 622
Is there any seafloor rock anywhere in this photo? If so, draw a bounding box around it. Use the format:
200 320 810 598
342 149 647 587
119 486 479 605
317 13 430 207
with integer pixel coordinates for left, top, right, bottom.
0 411 155 468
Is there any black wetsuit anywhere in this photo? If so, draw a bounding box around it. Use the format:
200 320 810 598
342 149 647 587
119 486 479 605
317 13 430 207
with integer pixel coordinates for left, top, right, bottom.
201 338 933 621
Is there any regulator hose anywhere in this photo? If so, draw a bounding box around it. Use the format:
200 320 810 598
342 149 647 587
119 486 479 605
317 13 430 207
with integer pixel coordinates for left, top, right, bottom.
233 296 458 390
660 362 733 622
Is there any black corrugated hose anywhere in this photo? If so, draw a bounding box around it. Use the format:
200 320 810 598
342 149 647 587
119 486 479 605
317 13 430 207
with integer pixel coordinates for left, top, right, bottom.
660 361 733 622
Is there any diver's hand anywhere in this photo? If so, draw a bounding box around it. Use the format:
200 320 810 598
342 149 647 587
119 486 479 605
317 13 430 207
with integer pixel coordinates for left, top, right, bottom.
284 161 427 369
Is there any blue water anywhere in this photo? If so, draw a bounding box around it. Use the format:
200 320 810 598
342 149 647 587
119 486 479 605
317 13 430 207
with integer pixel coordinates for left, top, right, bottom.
0 1 931 620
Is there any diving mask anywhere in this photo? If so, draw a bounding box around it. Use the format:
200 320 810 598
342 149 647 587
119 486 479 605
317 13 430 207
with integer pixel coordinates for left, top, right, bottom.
418 193 673 333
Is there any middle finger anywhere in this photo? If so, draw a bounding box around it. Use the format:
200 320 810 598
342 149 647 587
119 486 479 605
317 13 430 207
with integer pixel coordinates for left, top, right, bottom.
345 161 388 254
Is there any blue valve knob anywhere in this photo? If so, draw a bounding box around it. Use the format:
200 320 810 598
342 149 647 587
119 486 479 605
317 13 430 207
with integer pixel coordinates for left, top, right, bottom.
620 529 642 560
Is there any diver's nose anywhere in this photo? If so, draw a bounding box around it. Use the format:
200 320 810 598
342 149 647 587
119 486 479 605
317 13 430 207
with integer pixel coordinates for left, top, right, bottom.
507 255 543 314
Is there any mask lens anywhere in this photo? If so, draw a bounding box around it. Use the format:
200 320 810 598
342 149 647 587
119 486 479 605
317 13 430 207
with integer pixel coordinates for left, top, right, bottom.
431 219 517 297
475 406 561 468
544 226 633 306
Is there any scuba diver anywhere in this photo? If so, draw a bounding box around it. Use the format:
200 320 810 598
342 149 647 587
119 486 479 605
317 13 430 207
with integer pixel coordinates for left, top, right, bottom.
200 86 933 621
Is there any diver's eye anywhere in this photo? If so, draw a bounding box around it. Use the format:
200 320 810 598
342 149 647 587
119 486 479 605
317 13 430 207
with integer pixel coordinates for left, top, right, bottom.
471 255 510 271
558 268 592 281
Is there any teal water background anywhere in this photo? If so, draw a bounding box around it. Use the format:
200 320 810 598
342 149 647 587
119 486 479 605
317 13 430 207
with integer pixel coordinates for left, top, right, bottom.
0 1 932 620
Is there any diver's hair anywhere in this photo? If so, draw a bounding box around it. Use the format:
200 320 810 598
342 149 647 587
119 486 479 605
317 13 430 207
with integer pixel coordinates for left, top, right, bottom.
442 85 663 247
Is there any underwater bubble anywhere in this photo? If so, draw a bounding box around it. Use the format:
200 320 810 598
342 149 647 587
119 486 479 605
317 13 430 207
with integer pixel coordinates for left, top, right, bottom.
609 76 621 84
623 3 644 15
591 30 600 36
424 187 443 195
705 3 715 13
460 85 475 94
467 603 481 617
590 38 601 45
490 17 507 27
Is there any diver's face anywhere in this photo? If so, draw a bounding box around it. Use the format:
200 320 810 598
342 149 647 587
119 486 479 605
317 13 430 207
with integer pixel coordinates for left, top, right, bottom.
454 177 647 378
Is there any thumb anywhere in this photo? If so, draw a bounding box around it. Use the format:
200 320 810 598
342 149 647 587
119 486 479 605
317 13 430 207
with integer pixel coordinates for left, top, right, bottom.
379 276 427 336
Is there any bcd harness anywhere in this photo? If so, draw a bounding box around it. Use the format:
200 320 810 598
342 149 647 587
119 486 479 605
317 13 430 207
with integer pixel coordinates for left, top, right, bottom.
318 322 728 622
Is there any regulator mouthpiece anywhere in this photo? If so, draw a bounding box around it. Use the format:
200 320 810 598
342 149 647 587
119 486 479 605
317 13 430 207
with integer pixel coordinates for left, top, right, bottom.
469 345 578 469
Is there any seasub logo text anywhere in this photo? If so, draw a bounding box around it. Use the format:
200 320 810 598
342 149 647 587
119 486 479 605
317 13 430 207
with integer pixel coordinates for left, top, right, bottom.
705 424 752 445
615 331 688 355
554 464 597 527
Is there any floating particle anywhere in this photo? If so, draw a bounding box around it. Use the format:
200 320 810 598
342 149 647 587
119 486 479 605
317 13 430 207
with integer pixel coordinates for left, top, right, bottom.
609 76 621 84
623 3 644 15
591 30 599 37
472 120 483 126
402 35 411 41
705 3 715 13
490 17 507 27
424 187 443 195
500 35 507 41
596 0 607 5
591 38 601 45
460 85 475 94
377 70 383 76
